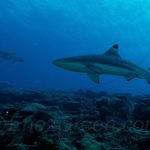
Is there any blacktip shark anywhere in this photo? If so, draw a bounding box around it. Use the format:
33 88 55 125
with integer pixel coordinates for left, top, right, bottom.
0 50 24 63
52 44 150 84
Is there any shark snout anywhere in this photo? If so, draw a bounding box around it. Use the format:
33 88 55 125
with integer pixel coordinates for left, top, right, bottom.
52 60 61 67
52 59 68 68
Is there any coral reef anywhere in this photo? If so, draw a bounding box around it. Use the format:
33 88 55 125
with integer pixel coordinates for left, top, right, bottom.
0 89 150 150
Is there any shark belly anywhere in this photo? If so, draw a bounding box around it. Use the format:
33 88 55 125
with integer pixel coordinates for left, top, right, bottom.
67 63 134 77
94 63 133 76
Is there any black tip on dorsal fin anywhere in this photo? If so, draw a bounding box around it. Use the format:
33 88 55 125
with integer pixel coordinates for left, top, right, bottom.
104 44 121 58
113 44 119 49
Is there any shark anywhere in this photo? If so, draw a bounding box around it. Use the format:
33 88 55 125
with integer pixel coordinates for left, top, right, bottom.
0 50 24 63
52 44 150 84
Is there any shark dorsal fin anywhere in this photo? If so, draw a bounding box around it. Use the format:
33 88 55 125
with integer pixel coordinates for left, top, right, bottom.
104 44 121 58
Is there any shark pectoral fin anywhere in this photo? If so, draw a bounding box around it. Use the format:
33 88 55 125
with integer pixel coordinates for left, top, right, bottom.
87 73 100 84
86 64 102 74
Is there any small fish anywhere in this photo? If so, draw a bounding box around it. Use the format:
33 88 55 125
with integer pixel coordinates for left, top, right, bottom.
0 50 24 63
52 44 150 84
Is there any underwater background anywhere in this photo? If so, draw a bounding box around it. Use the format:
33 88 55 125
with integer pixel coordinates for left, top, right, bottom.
0 0 150 94
1 1 150 150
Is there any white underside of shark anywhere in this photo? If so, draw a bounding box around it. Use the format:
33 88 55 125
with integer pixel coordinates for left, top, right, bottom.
52 44 150 84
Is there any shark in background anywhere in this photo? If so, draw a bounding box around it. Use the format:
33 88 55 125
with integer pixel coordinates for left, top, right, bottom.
0 50 24 63
52 44 150 84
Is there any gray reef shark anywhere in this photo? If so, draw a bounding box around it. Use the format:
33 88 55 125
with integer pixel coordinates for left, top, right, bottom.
0 50 24 63
52 44 150 84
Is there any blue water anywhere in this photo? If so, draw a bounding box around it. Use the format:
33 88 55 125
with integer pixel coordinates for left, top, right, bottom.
0 0 150 94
